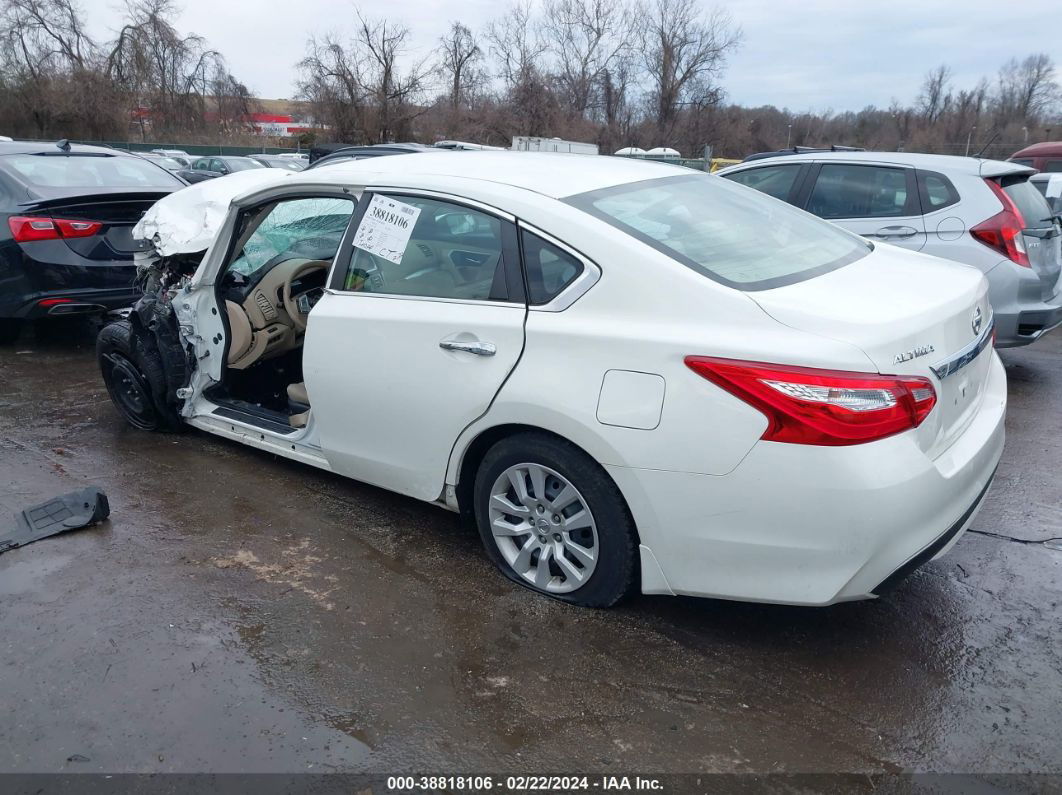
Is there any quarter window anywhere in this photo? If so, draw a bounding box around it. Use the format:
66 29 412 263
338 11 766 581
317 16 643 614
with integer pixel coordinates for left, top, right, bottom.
916 170 960 212
807 164 911 219
723 164 802 202
342 195 511 301
520 231 584 305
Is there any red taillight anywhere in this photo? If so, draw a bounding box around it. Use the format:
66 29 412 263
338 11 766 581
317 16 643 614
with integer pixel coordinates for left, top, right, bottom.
970 180 1030 267
8 216 103 243
685 357 937 446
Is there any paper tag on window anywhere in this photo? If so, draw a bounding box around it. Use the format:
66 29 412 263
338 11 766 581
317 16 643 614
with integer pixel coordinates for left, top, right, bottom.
352 195 421 264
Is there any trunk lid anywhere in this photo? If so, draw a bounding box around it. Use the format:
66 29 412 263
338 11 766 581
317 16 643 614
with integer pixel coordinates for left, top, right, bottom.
20 192 168 261
748 244 993 457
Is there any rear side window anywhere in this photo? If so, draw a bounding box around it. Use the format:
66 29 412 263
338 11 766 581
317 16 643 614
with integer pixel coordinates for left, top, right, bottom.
3 153 182 188
807 164 911 219
1044 160 1062 173
567 174 869 291
722 164 801 202
1010 158 1035 168
916 170 960 212
999 176 1054 229
520 230 583 305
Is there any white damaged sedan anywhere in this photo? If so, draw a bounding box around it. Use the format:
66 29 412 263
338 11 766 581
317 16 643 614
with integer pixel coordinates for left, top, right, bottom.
99 152 1005 607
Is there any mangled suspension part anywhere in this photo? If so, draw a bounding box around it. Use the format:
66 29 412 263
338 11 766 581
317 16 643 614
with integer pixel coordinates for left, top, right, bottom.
128 249 205 419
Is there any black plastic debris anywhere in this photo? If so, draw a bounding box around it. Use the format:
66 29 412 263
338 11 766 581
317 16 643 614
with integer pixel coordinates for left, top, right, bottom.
1 487 110 555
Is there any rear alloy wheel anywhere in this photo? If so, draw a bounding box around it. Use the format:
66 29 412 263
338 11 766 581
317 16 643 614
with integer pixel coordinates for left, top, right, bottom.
473 433 638 607
488 463 600 594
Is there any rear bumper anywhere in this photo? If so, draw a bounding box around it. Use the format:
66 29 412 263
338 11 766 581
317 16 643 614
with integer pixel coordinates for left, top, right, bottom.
5 286 141 319
609 352 1007 605
987 260 1062 347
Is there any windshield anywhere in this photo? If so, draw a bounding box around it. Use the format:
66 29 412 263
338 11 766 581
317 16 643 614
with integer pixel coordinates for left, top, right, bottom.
4 153 183 189
567 174 870 291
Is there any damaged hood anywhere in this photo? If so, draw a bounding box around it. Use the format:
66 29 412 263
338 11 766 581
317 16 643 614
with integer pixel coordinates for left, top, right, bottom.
133 169 294 256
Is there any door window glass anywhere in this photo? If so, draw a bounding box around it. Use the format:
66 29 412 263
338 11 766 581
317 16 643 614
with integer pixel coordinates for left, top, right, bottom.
1044 160 1062 173
521 231 583 304
807 164 910 219
193 158 211 170
342 195 510 301
227 196 356 282
722 164 801 202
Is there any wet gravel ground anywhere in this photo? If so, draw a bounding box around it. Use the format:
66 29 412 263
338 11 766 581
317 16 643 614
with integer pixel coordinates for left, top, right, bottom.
1 319 1060 776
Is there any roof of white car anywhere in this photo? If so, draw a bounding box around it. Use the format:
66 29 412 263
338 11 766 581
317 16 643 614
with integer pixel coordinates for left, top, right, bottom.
297 151 692 198
719 150 1030 176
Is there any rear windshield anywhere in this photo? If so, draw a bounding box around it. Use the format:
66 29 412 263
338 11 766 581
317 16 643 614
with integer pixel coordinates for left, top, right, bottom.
1001 176 1054 229
567 174 869 291
3 153 183 189
228 159 265 172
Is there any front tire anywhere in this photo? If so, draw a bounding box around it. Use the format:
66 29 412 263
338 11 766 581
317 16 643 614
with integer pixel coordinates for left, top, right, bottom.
97 320 182 432
473 432 638 607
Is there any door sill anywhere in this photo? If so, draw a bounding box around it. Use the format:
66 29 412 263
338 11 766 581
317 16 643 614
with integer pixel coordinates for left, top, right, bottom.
211 400 297 435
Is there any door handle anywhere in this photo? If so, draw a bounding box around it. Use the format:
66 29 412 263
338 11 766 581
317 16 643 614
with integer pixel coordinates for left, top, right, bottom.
439 339 496 356
870 225 918 240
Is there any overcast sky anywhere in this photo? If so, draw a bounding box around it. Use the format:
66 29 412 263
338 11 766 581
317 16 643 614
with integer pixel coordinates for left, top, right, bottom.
84 0 1058 111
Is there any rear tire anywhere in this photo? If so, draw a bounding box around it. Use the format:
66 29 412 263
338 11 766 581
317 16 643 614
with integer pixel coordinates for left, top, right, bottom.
97 320 182 432
473 432 638 608
0 319 22 345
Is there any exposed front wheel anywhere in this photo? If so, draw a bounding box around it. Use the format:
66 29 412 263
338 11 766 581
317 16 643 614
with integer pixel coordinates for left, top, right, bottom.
473 433 638 607
97 320 182 432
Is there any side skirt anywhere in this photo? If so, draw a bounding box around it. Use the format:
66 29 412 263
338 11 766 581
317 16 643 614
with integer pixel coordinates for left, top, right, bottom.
186 415 334 473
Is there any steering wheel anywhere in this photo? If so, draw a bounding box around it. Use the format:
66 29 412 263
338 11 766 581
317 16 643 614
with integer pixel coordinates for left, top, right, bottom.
282 261 329 333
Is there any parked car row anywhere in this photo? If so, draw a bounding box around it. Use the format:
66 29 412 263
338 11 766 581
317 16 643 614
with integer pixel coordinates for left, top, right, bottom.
93 152 1005 609
717 152 1062 348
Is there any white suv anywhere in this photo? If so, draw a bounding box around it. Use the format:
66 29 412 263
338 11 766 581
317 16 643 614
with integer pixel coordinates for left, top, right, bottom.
718 152 1062 347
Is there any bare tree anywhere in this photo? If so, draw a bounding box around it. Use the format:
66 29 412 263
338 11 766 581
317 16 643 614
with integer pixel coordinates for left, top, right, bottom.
108 0 231 136
487 2 555 136
355 13 430 142
0 0 119 136
541 0 634 119
298 36 367 142
995 54 1058 124
640 0 741 141
437 22 483 112
918 64 952 124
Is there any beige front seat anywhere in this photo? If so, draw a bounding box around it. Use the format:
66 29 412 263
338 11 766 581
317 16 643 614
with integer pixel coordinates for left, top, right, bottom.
287 382 309 405
226 301 253 364
287 382 310 428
